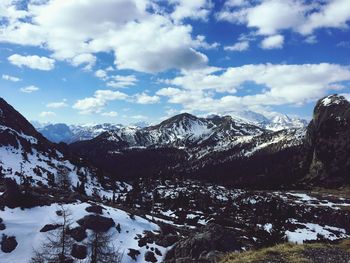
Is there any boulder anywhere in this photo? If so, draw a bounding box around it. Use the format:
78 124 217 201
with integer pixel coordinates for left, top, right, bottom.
67 226 87 242
77 215 115 232
164 224 241 263
128 248 140 261
145 251 157 262
85 204 104 214
40 224 61 232
71 244 87 259
1 235 18 253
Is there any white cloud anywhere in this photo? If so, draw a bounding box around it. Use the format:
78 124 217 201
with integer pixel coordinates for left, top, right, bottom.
217 0 350 48
158 63 350 113
73 90 128 114
0 0 212 73
46 100 68 108
224 41 249 51
8 54 55 70
107 75 138 89
20 85 39 93
2 74 21 82
101 111 118 117
260 35 284 49
170 0 212 21
70 53 96 70
134 93 160 104
39 111 56 117
95 69 108 80
299 0 350 35
131 114 148 120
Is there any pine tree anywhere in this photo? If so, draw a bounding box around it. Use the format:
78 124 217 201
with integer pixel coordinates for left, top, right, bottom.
57 166 71 190
31 205 74 263
87 231 123 263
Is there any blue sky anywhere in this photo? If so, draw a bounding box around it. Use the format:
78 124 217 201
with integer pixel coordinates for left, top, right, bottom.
1 0 350 124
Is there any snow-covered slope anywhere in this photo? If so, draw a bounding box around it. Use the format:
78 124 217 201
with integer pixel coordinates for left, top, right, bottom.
0 98 121 198
0 202 167 263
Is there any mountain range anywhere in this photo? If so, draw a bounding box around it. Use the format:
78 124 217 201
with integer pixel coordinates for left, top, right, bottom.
33 111 307 144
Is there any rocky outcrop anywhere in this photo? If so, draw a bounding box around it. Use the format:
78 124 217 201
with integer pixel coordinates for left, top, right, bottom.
302 94 350 187
164 224 241 263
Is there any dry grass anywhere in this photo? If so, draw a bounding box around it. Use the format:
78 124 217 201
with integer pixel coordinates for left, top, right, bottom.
219 243 327 263
338 239 350 253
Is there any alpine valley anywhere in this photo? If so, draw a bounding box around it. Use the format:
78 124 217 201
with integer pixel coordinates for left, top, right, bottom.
0 95 350 263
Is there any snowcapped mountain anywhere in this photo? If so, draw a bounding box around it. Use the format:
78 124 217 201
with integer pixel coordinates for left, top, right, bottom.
34 111 307 144
0 97 122 198
69 112 306 182
35 122 124 143
226 110 307 131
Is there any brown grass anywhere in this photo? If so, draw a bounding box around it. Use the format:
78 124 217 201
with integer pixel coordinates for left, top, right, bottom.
338 239 350 253
219 243 327 263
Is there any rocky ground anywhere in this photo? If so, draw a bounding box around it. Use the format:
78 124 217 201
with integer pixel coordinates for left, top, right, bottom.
1 177 350 262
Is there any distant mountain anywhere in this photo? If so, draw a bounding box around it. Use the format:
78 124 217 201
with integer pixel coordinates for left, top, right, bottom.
34 111 307 144
69 112 305 185
36 123 123 143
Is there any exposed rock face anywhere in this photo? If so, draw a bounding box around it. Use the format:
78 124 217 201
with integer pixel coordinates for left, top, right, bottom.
303 95 350 187
164 224 241 263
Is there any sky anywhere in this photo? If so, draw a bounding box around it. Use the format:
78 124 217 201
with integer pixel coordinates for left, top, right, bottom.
1 0 350 125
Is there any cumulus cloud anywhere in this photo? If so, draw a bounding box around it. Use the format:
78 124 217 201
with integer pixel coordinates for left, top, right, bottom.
20 85 39 93
158 63 350 113
70 53 96 70
217 0 350 48
73 90 129 114
134 93 160 104
46 100 68 108
170 0 212 21
2 74 21 82
0 0 212 73
260 35 284 49
8 54 55 71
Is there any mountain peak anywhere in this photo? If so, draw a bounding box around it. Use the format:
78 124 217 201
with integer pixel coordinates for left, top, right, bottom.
156 112 199 127
0 97 41 138
318 94 349 108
